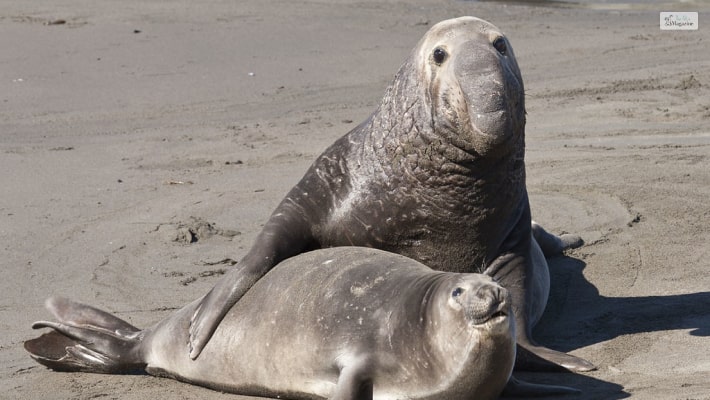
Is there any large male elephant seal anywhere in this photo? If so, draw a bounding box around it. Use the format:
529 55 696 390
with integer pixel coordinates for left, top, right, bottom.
189 16 592 372
26 248 576 399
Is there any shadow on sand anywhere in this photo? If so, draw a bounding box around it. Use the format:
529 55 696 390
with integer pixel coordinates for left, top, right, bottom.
522 254 710 399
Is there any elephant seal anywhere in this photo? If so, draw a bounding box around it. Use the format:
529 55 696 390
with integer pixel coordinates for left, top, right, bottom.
25 247 575 399
187 16 590 371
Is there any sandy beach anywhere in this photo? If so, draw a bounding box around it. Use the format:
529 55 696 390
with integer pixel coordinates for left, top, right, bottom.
2 1 709 399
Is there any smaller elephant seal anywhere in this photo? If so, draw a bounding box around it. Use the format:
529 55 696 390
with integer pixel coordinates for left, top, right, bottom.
25 247 575 399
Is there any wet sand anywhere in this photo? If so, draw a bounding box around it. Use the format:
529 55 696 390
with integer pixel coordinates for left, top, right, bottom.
2 1 709 399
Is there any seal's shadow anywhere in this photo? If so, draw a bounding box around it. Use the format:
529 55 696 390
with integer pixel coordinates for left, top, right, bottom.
537 256 710 348
520 254 710 399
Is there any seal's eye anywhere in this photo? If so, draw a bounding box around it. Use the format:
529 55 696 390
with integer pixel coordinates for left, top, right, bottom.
452 287 464 298
432 47 447 64
493 37 507 55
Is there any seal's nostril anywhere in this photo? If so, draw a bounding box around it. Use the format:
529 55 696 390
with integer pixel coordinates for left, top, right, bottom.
494 285 505 302
478 284 506 307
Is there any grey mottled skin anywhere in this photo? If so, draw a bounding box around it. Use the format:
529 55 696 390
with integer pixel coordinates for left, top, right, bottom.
27 248 520 399
189 17 592 372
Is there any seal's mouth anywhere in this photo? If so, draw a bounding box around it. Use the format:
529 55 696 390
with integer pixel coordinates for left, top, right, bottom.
486 309 508 323
469 302 509 326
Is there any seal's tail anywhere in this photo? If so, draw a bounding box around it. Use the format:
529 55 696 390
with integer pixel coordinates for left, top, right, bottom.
24 297 146 374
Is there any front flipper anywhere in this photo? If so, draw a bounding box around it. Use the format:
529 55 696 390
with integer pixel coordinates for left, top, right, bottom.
531 221 583 257
189 207 315 359
485 245 595 374
188 265 263 359
331 361 373 400
501 375 581 398
515 342 596 373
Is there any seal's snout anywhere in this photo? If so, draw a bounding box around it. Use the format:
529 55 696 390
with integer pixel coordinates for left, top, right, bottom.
451 278 510 326
472 283 509 323
453 38 523 145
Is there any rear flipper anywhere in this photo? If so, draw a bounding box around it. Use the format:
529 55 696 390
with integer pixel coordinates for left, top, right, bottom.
24 297 146 374
531 221 584 257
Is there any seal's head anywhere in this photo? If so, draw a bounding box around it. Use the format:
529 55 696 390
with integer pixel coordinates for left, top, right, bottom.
422 272 515 398
426 273 514 352
415 16 525 160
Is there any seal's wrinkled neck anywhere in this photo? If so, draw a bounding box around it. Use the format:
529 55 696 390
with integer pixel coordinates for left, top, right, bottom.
350 19 529 268
366 59 471 179
362 56 526 210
